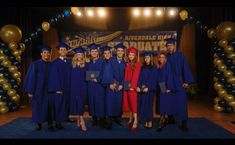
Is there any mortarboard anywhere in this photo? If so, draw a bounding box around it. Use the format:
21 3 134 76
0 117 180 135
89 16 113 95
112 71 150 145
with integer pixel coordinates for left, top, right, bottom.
165 38 176 45
38 45 51 52
73 46 85 54
56 42 70 49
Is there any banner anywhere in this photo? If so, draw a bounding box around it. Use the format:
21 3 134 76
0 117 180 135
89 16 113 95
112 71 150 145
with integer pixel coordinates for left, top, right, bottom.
62 31 177 52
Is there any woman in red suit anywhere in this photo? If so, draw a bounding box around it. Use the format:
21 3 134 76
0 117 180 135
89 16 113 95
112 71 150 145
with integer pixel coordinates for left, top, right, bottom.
123 47 141 132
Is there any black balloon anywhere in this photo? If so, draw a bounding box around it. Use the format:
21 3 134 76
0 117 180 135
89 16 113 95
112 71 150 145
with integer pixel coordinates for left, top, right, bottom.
216 47 224 53
196 20 201 26
225 84 233 91
3 72 11 79
36 27 42 33
224 106 234 113
218 99 227 107
12 84 20 90
226 59 234 66
3 48 10 55
229 39 235 48
49 18 55 24
231 89 235 96
228 65 235 71
1 95 9 102
219 77 226 84
218 52 226 60
9 79 17 84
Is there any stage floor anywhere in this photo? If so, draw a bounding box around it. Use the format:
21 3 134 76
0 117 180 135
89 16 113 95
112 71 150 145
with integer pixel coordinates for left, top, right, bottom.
1 95 235 134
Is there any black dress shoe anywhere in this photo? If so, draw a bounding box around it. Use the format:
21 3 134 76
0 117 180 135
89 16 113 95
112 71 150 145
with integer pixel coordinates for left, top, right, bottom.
156 126 163 132
178 125 188 132
55 123 64 130
48 125 55 132
113 118 123 126
35 123 42 131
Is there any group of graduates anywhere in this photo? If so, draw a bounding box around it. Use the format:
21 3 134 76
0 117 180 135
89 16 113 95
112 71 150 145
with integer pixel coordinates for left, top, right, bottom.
23 38 193 133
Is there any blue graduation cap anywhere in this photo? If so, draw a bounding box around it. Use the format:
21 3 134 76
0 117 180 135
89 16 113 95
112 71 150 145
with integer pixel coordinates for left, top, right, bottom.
114 43 126 49
88 43 100 50
143 51 153 56
56 42 70 49
101 45 111 52
38 45 51 52
165 38 176 45
73 46 85 54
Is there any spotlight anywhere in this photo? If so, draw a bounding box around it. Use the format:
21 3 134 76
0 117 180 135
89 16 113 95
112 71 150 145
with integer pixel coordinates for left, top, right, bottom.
87 9 94 17
97 8 106 18
144 8 151 17
156 9 163 16
77 11 82 17
133 8 140 17
168 8 178 17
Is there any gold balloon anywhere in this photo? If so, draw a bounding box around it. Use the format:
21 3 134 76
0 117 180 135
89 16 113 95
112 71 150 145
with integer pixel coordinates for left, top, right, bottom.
207 28 216 39
13 50 21 57
13 72 20 78
8 65 18 73
8 42 18 51
3 83 11 90
224 94 234 102
214 82 223 90
179 10 188 21
41 21 50 32
217 64 227 72
227 53 235 60
16 78 21 83
1 60 11 67
218 89 227 98
11 94 20 102
0 74 3 78
214 104 224 112
229 101 235 108
214 58 223 66
224 45 234 54
71 7 79 15
224 70 233 78
213 77 218 82
0 101 7 107
0 24 22 44
228 76 235 84
214 97 220 104
216 21 235 41
218 39 228 48
0 54 7 61
0 78 7 84
0 106 9 114
19 43 26 52
7 89 17 97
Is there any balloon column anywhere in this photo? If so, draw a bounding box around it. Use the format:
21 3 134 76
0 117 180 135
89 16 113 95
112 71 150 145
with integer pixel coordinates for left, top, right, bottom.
179 9 235 113
0 24 24 114
210 21 235 113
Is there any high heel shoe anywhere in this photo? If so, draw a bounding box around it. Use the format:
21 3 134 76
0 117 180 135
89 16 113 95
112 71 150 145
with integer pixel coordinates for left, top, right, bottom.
131 122 138 132
80 122 87 132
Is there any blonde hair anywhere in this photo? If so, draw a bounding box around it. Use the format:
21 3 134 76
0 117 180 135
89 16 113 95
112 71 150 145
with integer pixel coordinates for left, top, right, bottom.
72 53 85 68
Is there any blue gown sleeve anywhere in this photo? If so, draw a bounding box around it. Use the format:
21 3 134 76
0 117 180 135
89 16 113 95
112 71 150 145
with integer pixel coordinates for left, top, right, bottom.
181 53 194 84
23 63 36 94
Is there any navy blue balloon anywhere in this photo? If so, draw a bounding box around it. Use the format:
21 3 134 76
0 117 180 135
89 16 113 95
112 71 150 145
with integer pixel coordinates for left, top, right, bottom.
49 18 55 24
57 14 62 19
1 95 9 102
0 42 5 47
203 26 208 31
63 9 71 17
216 47 224 53
218 99 227 107
36 27 42 33
188 16 194 23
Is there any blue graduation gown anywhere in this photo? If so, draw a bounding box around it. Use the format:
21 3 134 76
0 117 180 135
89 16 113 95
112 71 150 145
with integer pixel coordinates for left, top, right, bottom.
102 57 125 117
70 64 87 115
137 65 156 120
167 52 194 121
87 58 105 117
47 58 71 122
23 59 51 124
157 62 176 116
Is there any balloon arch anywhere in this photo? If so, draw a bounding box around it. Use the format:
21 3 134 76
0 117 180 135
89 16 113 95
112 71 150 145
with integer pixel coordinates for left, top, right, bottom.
0 8 234 114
